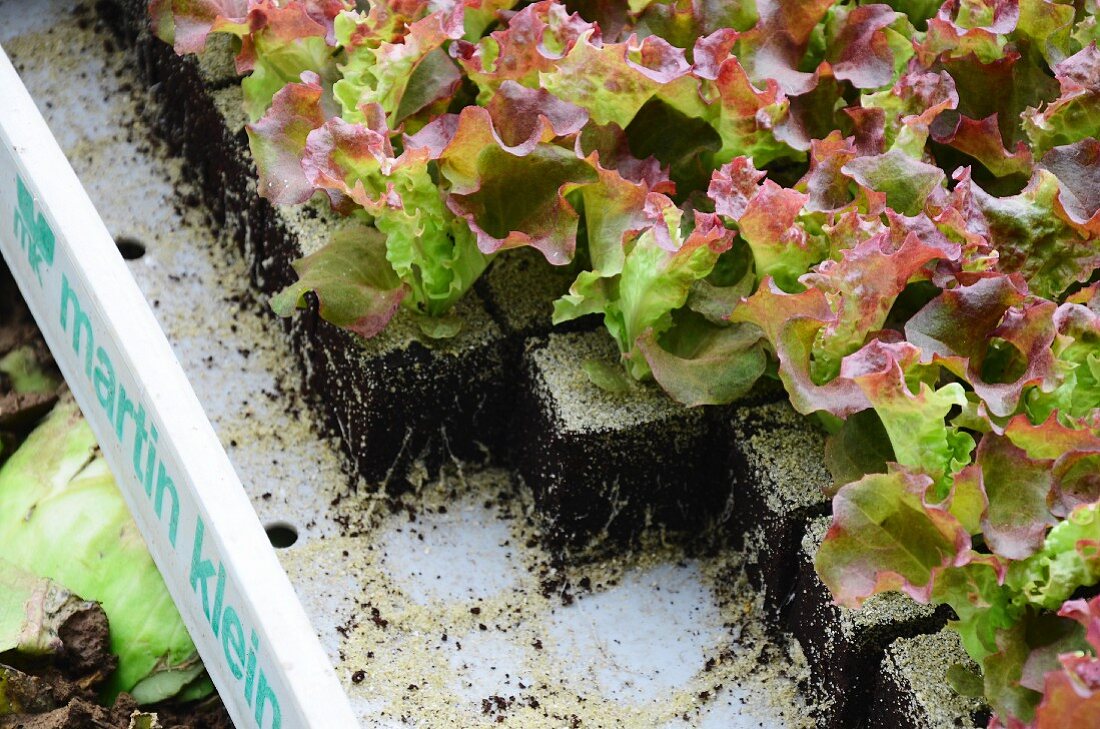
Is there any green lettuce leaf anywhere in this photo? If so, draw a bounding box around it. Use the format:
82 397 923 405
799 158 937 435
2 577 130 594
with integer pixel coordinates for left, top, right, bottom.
959 170 1100 300
1023 43 1100 154
0 400 201 702
636 315 767 406
540 31 691 128
451 1 596 104
270 223 408 338
840 340 974 490
555 194 733 382
333 5 464 129
815 468 978 607
300 114 491 323
246 71 327 204
1028 596 1100 729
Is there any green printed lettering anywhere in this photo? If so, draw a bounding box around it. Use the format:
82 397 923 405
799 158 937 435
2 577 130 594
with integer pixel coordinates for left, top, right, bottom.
221 606 245 680
93 347 116 419
14 176 33 246
14 176 54 284
211 562 226 638
254 670 282 729
131 404 148 486
189 518 215 618
59 276 93 376
114 384 135 444
144 425 158 497
245 631 259 705
155 461 180 547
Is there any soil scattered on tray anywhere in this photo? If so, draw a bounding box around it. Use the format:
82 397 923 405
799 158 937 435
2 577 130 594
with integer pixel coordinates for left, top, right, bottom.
281 465 820 728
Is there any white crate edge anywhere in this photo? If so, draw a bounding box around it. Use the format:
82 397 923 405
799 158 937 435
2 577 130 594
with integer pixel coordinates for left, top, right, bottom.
0 45 358 729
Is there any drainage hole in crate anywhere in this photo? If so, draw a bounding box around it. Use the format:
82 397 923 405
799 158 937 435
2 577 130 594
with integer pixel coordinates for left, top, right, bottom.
265 522 299 548
115 236 146 260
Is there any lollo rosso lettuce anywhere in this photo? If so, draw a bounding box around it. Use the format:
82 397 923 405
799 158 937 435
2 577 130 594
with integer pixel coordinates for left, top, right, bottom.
151 0 810 340
151 1 1100 725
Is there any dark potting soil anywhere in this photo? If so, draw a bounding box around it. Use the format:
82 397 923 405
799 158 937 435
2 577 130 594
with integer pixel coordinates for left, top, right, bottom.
0 581 231 729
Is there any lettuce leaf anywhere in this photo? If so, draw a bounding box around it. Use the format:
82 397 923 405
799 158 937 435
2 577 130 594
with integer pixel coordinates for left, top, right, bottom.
270 224 408 338
333 5 464 129
815 468 981 607
151 0 347 121
1029 597 1100 729
554 194 735 383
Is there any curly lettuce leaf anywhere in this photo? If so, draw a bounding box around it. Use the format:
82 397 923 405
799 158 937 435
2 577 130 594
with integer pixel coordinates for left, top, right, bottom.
235 2 345 121
540 31 691 128
270 224 407 338
1025 287 1100 422
151 0 349 121
841 340 974 489
462 0 521 40
149 0 248 54
1008 500 1100 612
960 169 1100 299
708 158 823 291
301 115 491 322
803 232 948 382
636 314 767 406
815 468 980 607
974 434 1057 560
554 195 733 383
1029 597 1100 729
860 68 959 156
688 33 800 166
931 111 1035 178
731 280 873 416
334 5 464 129
798 132 861 212
905 273 1059 417
451 0 596 104
407 84 596 265
842 148 948 216
1022 43 1100 154
1039 138 1100 237
576 129 672 273
728 0 835 96
822 3 915 90
246 71 327 204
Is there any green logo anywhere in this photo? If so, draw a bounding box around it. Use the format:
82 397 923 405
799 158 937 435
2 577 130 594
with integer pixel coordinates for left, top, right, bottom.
13 175 55 285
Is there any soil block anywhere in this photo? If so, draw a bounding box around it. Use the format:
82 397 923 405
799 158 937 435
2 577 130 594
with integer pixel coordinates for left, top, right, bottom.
869 630 989 729
289 293 509 485
510 330 729 554
475 247 580 340
787 516 949 727
726 402 831 613
101 4 512 486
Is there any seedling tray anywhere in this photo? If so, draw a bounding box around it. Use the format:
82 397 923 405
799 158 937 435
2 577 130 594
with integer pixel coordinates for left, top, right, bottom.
0 3 990 728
